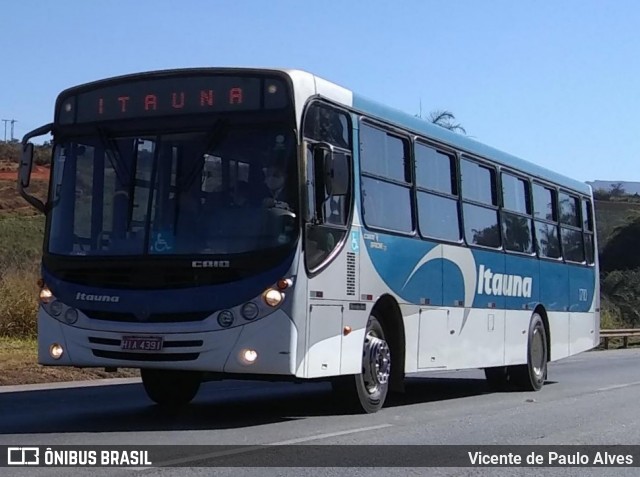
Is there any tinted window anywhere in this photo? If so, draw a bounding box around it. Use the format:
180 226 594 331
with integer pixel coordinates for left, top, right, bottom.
461 159 496 205
533 184 556 221
415 143 455 194
418 192 460 241
535 222 561 259
502 173 530 214
582 199 593 231
463 204 500 248
585 234 595 264
561 227 585 262
360 124 407 182
362 177 412 232
559 192 580 227
303 103 349 148
502 212 534 253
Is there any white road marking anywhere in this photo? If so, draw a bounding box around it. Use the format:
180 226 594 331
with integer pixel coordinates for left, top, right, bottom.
596 380 640 392
139 423 393 469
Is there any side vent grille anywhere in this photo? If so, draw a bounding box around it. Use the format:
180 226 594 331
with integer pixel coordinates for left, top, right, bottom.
346 252 356 296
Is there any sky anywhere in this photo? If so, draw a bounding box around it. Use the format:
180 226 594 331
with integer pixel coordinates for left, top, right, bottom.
1 0 639 182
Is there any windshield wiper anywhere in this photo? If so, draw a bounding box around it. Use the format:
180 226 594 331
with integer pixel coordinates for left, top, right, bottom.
97 127 131 186
177 119 228 192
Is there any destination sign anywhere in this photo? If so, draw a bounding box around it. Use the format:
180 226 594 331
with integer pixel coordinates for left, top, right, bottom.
57 75 289 124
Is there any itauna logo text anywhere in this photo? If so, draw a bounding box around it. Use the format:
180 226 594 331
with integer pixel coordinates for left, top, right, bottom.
477 265 533 298
75 292 120 303
98 88 244 114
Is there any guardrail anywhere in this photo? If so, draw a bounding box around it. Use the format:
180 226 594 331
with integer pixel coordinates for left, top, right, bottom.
600 329 640 349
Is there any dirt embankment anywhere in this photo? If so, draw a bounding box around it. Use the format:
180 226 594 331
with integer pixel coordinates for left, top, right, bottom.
0 162 49 181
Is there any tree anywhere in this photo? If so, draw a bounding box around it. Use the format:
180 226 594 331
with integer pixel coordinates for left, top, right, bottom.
610 183 626 197
427 110 467 135
416 105 467 135
593 188 611 201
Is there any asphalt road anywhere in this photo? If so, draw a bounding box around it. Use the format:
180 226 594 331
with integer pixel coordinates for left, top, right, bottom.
1 349 639 477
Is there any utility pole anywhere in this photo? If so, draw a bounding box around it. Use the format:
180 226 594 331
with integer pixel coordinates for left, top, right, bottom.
10 119 17 141
1 119 9 142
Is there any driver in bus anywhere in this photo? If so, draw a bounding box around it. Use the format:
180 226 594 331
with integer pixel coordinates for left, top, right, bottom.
262 164 289 210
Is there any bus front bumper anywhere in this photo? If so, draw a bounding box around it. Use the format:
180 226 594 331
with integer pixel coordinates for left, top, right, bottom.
37 309 297 376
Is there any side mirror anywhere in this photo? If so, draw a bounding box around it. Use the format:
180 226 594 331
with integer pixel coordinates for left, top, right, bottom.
19 143 34 189
312 142 350 197
17 123 52 214
326 152 349 196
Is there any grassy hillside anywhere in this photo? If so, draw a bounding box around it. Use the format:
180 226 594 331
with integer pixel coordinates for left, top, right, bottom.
594 200 640 252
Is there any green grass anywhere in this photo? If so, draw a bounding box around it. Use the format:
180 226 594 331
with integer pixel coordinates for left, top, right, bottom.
0 215 45 267
0 215 44 338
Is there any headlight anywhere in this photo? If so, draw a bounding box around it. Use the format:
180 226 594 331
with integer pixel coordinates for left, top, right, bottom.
241 302 259 320
49 343 64 360
49 300 64 317
241 349 258 364
64 308 79 324
39 286 54 304
263 288 284 307
217 310 235 328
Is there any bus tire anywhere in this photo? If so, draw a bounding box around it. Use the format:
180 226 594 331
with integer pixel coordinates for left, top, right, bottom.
141 369 202 407
511 313 548 391
332 312 390 413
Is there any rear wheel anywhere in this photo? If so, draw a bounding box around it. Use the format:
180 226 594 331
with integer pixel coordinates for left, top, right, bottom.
141 369 202 407
484 313 547 391
511 313 548 391
332 313 390 413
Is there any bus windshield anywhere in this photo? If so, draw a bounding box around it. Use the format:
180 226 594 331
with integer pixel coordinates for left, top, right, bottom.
47 122 298 257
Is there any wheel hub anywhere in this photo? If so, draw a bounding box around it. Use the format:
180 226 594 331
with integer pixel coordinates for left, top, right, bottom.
531 328 545 377
363 332 390 393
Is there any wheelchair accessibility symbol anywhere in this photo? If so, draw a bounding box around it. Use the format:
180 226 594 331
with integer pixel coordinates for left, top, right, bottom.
350 231 359 253
151 231 174 253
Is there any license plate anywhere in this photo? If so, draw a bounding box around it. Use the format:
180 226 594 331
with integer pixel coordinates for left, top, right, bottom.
121 336 163 351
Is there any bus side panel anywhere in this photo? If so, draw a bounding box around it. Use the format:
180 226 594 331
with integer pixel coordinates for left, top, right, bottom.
504 310 534 366
541 261 570 361
569 265 598 355
446 249 505 370
301 227 369 378
447 307 505 370
503 254 540 366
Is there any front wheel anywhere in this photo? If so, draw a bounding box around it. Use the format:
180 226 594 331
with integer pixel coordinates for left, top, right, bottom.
141 369 202 407
332 313 390 413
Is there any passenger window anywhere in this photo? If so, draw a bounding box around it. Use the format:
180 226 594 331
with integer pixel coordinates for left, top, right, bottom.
502 173 530 214
461 158 496 205
362 177 413 232
533 184 556 221
501 173 533 254
535 222 561 259
559 192 580 227
415 143 456 194
360 121 412 233
360 123 409 183
464 203 500 248
417 192 460 242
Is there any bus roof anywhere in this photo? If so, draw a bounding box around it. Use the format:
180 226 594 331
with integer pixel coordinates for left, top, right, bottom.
349 94 591 196
284 68 589 196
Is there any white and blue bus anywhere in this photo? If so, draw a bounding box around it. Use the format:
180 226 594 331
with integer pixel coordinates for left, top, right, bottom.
19 68 598 412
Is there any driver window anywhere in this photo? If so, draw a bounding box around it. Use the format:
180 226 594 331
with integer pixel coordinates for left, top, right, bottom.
303 103 352 271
